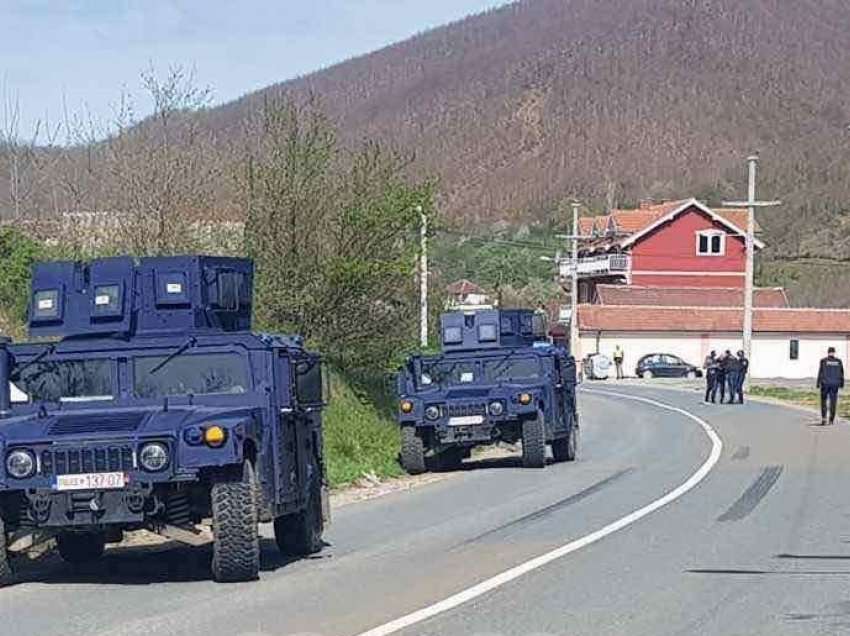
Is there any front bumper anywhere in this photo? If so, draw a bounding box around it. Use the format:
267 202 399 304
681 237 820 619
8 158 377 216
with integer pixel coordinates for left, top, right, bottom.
22 484 155 527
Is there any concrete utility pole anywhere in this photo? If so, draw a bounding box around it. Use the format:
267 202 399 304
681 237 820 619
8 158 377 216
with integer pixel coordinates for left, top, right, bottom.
723 155 781 390
418 205 428 348
570 200 580 358
552 201 583 357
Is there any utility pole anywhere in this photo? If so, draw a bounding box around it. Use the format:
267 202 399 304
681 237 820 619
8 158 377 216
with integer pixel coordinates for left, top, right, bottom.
552 201 583 357
570 200 580 358
723 155 781 390
418 205 428 348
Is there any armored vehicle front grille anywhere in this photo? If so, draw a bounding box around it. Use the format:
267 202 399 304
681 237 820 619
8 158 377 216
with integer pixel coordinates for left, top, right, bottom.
48 412 146 436
41 445 135 476
447 403 487 418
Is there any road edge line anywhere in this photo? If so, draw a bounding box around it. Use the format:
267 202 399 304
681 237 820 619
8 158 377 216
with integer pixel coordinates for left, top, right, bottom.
353 388 723 636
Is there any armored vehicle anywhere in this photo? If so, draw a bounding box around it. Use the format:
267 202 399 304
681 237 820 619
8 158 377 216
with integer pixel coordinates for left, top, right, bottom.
397 309 578 473
0 256 328 584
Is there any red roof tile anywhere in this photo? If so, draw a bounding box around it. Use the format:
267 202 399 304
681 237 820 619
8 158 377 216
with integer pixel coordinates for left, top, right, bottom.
596 285 789 308
578 305 850 333
447 279 485 295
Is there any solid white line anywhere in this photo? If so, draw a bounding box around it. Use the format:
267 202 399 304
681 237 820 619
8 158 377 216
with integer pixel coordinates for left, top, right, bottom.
353 389 723 636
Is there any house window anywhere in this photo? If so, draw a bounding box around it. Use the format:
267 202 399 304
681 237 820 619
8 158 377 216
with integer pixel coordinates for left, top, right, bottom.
790 339 799 360
696 230 725 256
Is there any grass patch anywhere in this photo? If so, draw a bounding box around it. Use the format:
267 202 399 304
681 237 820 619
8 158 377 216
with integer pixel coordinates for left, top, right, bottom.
750 385 850 419
323 374 403 488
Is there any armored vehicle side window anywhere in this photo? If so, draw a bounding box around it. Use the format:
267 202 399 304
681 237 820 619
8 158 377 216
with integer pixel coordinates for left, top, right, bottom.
483 356 541 383
134 353 249 398
11 359 114 403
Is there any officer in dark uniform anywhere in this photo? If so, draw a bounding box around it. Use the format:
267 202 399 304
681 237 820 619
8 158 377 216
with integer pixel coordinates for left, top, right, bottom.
733 350 749 404
717 350 731 404
703 351 719 403
726 352 742 404
816 347 845 425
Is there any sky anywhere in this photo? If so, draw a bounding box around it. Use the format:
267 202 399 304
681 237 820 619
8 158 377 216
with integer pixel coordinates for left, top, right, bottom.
0 0 510 137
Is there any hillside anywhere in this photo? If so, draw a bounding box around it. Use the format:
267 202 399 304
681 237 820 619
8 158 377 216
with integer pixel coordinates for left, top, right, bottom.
204 0 850 259
5 0 850 304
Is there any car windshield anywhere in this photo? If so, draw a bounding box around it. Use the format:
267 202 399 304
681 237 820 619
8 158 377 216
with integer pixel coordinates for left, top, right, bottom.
417 359 477 388
483 356 541 383
11 359 114 403
134 352 250 398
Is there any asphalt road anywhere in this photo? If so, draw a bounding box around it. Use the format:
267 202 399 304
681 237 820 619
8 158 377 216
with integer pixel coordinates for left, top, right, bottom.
4 385 850 636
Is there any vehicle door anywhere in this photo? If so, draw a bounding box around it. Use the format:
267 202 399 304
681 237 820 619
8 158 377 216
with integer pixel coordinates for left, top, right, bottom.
663 355 687 377
291 353 326 495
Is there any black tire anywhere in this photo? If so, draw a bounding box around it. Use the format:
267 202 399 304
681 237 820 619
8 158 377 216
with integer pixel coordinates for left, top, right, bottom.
0 516 13 587
57 532 105 564
522 413 547 468
400 426 426 475
274 476 324 556
211 461 260 583
552 425 578 462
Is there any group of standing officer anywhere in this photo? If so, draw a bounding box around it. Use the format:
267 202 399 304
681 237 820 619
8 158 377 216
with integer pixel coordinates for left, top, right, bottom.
703 350 749 404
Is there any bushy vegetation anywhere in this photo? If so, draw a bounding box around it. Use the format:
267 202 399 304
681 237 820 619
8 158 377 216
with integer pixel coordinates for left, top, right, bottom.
0 227 43 338
323 374 403 487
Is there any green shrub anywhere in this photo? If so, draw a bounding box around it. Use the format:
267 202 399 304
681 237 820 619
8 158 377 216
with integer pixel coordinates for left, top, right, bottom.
323 374 403 487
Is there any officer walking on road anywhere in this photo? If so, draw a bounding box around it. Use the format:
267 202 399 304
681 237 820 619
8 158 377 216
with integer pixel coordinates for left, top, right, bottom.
816 347 845 425
703 351 719 403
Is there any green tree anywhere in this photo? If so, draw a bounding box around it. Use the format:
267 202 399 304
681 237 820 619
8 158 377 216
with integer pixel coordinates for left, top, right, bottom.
241 96 435 373
0 227 43 336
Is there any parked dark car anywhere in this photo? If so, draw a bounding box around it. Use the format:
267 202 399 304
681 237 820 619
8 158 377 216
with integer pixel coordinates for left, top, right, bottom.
636 353 702 379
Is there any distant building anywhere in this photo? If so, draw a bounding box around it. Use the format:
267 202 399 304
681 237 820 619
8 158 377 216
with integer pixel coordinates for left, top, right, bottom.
566 197 850 379
446 279 492 310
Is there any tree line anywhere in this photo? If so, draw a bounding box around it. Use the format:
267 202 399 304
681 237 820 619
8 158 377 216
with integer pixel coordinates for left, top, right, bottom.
0 68 434 375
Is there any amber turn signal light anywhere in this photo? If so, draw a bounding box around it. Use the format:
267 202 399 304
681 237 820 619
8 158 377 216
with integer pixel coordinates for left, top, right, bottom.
518 393 533 405
400 400 414 414
204 425 227 447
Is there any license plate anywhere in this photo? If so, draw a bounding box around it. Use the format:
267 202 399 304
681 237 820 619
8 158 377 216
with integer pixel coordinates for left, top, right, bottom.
55 472 127 491
448 415 484 426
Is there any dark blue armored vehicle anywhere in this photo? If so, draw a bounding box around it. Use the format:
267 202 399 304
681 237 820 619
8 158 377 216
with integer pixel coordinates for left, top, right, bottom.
397 309 578 473
0 256 328 584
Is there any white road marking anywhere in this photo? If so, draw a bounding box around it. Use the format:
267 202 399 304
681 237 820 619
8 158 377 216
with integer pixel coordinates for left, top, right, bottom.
354 389 723 636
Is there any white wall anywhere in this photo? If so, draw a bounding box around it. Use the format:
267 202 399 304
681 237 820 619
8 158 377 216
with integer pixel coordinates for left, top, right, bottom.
579 331 850 379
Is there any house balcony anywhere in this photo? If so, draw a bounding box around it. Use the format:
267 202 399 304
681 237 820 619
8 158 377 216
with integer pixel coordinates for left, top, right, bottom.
559 253 631 279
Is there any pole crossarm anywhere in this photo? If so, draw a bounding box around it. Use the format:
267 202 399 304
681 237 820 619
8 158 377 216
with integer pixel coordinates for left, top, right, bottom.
722 200 782 207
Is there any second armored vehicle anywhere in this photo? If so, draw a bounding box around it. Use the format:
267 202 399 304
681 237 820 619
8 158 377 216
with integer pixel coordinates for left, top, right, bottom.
397 309 578 473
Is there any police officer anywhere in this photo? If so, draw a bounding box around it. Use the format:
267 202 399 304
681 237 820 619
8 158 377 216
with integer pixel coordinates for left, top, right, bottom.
613 345 625 380
816 347 845 425
725 351 741 404
703 351 718 403
733 350 749 404
716 350 731 404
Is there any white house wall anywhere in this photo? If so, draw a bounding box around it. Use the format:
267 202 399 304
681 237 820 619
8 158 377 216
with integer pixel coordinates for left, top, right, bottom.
579 331 850 379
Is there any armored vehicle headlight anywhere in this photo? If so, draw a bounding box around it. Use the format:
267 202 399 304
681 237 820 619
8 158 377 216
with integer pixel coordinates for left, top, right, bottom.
488 401 504 416
424 405 441 421
203 425 227 448
518 392 533 405
400 400 414 414
6 450 35 479
139 442 169 472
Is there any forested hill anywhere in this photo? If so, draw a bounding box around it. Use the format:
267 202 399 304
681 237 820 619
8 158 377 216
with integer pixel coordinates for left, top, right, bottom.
205 0 850 263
